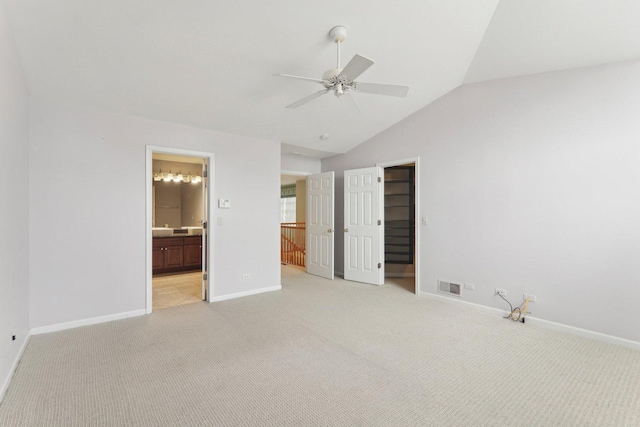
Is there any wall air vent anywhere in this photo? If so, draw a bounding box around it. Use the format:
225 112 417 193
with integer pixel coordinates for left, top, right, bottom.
438 280 461 297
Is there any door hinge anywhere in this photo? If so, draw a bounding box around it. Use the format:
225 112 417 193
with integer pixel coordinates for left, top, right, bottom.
378 263 381 269
202 221 208 229
203 169 208 178
377 176 381 183
377 219 381 226
203 273 208 281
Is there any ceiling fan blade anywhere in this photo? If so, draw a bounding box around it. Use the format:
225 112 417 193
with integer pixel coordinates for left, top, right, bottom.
275 74 324 84
286 90 330 109
356 82 409 97
338 54 374 81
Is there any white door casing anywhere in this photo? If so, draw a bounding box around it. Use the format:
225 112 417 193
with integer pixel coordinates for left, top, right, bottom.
306 171 335 279
344 167 384 285
145 145 215 313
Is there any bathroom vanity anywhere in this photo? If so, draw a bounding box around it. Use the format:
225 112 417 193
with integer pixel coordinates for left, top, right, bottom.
152 235 203 275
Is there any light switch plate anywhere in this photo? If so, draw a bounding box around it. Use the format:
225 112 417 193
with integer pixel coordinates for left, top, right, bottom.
218 199 230 208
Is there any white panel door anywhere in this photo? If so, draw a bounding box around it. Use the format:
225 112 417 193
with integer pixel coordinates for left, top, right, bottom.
306 172 335 279
344 167 384 285
201 158 209 302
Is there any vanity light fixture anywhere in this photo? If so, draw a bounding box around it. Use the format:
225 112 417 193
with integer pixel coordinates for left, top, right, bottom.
153 169 202 184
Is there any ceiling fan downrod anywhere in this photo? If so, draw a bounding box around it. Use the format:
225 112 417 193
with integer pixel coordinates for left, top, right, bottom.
329 26 347 69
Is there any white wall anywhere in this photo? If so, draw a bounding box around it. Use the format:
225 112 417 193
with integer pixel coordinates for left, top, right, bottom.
323 60 640 343
29 99 281 328
295 179 306 223
281 153 321 174
0 0 30 399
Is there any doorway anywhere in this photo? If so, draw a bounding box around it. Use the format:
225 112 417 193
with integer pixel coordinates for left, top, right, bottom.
378 158 419 294
146 146 214 313
280 171 309 271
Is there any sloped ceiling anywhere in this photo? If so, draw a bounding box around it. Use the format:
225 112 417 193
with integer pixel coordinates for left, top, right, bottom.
5 0 640 158
464 0 640 83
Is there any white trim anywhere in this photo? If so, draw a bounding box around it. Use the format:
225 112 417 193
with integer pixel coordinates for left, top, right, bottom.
0 332 31 403
524 316 640 351
211 285 282 302
30 309 147 335
146 146 216 310
378 166 385 285
280 170 312 176
420 291 506 317
377 157 420 295
419 291 640 351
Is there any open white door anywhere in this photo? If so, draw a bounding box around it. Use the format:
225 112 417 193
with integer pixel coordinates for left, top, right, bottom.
201 158 209 301
306 171 335 279
344 167 384 285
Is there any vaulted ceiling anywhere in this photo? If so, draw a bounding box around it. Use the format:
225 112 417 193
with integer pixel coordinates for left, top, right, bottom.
5 0 640 158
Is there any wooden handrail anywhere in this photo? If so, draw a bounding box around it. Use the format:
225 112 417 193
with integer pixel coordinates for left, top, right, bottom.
281 222 305 267
281 234 305 254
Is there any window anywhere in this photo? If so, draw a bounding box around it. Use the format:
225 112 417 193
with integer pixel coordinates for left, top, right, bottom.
280 197 296 223
280 184 296 223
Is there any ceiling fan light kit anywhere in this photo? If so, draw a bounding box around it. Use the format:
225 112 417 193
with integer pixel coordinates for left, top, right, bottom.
275 26 409 109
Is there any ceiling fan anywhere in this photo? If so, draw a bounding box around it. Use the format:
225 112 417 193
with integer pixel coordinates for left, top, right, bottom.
275 26 409 109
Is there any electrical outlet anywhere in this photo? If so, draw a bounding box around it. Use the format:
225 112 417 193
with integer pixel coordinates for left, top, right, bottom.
11 334 16 341
464 283 475 291
242 274 250 280
495 288 507 297
523 293 537 303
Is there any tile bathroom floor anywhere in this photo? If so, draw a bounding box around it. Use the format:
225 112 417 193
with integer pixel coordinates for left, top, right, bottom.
152 271 203 310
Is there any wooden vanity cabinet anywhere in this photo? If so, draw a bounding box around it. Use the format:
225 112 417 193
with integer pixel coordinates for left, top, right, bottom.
183 236 202 267
153 236 202 275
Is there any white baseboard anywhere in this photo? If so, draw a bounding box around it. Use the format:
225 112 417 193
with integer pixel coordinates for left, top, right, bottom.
523 316 640 351
30 309 147 335
1 331 32 404
420 291 508 317
419 291 640 351
211 285 281 302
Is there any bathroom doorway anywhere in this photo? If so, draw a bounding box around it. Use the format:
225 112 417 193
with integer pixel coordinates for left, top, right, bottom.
146 146 214 313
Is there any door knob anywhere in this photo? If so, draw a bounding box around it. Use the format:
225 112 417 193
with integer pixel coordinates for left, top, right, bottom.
344 228 349 232
327 229 333 233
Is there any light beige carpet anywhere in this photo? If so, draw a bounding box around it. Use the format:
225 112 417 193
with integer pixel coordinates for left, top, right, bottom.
1 265 639 426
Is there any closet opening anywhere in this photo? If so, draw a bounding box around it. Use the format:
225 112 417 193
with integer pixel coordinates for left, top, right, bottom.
382 161 418 294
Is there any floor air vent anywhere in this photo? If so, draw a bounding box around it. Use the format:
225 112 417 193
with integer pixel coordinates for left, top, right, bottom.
438 280 461 297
